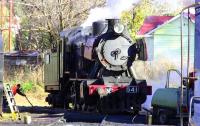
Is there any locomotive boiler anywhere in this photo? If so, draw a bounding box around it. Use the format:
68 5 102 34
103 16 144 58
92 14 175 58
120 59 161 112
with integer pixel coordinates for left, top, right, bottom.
44 19 152 114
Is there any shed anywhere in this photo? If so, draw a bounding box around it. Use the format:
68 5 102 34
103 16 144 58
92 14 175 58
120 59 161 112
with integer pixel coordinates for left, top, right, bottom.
137 14 195 68
4 50 41 66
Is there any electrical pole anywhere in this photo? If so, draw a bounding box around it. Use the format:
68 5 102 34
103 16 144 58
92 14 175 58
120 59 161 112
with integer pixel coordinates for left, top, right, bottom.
1 0 5 33
1 0 14 52
0 1 4 115
8 0 14 52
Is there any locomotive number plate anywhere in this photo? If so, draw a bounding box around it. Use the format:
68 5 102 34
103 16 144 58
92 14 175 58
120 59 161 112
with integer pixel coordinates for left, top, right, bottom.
126 86 139 93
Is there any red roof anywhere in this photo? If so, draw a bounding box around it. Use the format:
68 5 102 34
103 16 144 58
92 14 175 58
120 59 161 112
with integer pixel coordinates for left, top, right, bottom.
137 16 173 35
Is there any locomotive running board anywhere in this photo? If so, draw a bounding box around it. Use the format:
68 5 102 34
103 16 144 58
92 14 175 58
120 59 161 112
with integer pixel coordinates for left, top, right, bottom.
64 71 70 74
70 78 88 81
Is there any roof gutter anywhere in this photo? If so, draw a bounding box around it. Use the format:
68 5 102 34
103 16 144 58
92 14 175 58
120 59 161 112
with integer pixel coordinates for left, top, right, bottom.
136 34 153 39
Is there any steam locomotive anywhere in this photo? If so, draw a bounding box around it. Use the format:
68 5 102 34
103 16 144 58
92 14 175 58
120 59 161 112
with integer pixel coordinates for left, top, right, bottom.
44 19 152 114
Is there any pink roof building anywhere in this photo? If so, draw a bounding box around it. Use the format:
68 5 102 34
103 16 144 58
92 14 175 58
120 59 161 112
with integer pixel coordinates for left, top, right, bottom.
137 16 173 35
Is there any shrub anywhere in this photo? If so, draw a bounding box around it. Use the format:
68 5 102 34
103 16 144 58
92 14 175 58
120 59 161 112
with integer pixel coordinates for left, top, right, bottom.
21 81 33 93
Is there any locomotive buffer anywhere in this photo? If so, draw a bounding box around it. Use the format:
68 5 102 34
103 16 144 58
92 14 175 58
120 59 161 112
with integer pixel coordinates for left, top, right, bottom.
3 84 21 120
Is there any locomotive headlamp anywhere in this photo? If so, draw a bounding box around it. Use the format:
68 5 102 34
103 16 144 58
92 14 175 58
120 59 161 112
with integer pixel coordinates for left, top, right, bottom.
114 23 124 34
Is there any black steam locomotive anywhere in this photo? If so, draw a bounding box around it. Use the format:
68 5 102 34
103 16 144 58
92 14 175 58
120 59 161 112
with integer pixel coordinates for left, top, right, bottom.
44 19 152 114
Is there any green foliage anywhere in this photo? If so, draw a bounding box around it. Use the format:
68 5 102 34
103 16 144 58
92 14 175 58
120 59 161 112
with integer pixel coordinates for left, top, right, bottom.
121 11 135 40
121 0 152 40
21 81 33 93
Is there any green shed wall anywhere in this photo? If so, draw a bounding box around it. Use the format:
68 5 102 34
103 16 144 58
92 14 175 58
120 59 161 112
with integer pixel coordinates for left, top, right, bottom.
153 16 194 68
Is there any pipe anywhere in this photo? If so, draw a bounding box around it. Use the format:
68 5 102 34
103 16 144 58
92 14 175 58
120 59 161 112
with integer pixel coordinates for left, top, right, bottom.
180 11 184 126
165 69 181 88
189 96 200 124
186 8 191 110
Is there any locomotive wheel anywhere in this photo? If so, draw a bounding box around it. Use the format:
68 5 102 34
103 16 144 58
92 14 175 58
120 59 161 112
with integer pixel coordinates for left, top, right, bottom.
158 111 168 125
96 100 102 113
74 104 78 110
98 97 107 114
46 94 65 108
83 104 88 111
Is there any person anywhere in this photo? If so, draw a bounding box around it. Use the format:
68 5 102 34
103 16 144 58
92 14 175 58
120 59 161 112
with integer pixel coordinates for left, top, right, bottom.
11 84 26 97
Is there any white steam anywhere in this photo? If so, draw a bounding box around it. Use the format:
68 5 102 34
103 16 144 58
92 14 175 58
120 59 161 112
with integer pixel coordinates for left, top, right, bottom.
82 0 140 27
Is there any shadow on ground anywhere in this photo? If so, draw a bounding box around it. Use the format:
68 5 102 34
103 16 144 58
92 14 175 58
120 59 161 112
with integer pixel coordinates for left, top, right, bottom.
18 106 66 114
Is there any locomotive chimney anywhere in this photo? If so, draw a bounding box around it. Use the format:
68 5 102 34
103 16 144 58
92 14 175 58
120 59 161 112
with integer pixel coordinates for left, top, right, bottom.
106 19 120 32
92 21 107 36
92 19 122 36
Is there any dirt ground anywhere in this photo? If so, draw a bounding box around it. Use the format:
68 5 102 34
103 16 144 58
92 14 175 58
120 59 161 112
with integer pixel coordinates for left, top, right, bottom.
14 90 49 107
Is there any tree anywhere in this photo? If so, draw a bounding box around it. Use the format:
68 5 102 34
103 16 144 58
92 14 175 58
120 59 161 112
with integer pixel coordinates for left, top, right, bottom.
15 0 105 51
